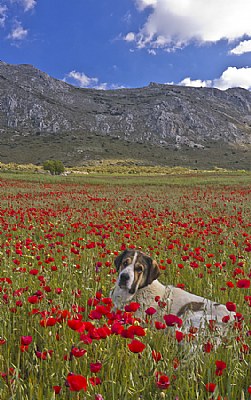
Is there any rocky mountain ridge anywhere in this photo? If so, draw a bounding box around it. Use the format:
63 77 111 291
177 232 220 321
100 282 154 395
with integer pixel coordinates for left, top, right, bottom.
0 61 251 168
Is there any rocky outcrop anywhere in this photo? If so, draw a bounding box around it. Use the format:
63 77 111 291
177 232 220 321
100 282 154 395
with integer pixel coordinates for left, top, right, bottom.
0 61 251 167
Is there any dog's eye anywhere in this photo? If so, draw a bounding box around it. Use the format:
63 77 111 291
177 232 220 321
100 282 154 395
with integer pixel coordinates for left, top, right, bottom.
135 265 143 273
123 260 128 267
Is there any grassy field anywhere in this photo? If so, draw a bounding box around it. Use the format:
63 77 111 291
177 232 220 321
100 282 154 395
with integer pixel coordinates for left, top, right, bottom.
0 172 250 399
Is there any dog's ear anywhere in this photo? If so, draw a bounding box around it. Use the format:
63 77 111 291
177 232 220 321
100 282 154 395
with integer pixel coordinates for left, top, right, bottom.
114 250 128 272
146 259 160 285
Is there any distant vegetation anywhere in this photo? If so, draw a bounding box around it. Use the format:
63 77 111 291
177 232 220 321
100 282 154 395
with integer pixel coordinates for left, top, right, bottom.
43 160 65 175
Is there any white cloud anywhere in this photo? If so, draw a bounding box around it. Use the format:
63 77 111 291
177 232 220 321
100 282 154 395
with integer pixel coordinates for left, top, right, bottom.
178 77 211 88
130 0 251 49
230 40 251 55
124 32 136 42
178 67 251 90
136 0 157 11
10 0 37 12
66 71 99 88
64 70 124 90
7 20 28 40
22 0 36 12
213 67 251 90
0 5 7 27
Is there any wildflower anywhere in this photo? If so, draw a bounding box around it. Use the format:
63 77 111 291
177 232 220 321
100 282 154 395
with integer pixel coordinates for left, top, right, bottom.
155 321 166 330
71 347 87 358
175 331 184 343
124 302 141 312
203 341 213 353
236 279 250 289
156 373 170 390
89 376 102 386
66 373 87 392
152 350 162 362
145 307 157 316
90 362 102 373
53 386 62 394
20 336 32 346
226 302 236 312
164 314 182 328
205 382 216 393
128 339 146 353
215 360 227 376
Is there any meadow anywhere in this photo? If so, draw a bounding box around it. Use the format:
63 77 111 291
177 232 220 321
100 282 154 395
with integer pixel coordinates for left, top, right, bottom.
0 172 250 399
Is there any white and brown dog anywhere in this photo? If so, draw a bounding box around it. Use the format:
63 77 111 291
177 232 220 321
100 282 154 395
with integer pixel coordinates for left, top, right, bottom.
111 249 235 330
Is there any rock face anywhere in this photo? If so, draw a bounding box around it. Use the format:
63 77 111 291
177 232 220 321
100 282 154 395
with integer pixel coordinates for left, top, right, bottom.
0 61 251 167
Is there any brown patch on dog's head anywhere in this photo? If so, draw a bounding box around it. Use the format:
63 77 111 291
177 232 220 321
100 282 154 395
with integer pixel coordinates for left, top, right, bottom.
114 249 160 294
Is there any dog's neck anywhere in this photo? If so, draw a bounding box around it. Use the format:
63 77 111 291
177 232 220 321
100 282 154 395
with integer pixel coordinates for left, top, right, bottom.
111 279 172 312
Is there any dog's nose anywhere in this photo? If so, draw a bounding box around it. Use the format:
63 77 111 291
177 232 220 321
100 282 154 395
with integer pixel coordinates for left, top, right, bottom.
119 272 130 287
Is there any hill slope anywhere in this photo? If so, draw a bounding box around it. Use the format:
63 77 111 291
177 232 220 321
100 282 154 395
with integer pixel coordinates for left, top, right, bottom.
0 61 251 169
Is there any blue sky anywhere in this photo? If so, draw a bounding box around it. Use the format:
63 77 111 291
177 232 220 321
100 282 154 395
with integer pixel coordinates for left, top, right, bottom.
1 0 251 90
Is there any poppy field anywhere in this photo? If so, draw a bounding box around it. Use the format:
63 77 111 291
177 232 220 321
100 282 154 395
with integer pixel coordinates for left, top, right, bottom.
0 174 250 400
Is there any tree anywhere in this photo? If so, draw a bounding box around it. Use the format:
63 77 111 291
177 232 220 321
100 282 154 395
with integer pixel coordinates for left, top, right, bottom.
43 160 65 175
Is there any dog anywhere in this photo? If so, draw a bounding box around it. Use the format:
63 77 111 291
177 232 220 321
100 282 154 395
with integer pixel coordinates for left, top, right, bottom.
110 249 235 331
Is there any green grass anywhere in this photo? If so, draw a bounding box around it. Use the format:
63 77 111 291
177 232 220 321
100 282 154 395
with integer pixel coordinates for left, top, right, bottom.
0 174 250 399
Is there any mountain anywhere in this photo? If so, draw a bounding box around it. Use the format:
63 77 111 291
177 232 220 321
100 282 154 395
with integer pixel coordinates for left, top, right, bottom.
0 60 251 169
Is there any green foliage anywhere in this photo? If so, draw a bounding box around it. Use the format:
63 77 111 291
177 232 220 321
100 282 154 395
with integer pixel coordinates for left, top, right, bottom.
43 159 65 175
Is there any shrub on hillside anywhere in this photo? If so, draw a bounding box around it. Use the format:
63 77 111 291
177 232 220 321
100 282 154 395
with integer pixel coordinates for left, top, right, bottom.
43 160 65 175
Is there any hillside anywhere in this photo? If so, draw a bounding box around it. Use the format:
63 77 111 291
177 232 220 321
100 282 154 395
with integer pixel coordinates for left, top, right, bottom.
0 61 251 169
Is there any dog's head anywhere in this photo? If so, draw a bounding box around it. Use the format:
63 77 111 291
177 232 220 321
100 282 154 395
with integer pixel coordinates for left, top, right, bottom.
114 249 160 295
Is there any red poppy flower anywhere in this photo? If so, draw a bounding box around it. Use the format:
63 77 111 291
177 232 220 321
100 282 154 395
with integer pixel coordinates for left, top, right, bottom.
155 321 166 330
205 382 216 393
215 360 227 376
89 376 102 386
236 279 250 289
90 362 102 373
20 345 29 352
40 317 57 327
20 336 32 346
145 307 157 316
127 325 146 337
226 301 236 312
203 341 213 353
71 347 87 358
175 330 184 343
164 314 182 327
127 339 146 353
53 385 62 395
152 350 162 362
222 315 230 323
156 374 170 390
124 302 141 312
66 374 87 392
67 319 85 331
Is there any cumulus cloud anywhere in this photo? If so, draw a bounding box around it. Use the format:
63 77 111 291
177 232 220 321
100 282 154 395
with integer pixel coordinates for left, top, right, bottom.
65 71 99 88
213 67 251 90
230 40 251 55
7 20 28 41
64 70 124 90
178 67 251 90
178 77 211 88
129 0 251 49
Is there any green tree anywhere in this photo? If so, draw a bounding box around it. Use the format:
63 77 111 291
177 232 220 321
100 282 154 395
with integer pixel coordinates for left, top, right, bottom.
43 160 65 175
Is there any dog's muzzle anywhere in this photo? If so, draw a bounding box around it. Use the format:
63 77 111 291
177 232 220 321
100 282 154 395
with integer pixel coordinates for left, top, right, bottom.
119 272 130 288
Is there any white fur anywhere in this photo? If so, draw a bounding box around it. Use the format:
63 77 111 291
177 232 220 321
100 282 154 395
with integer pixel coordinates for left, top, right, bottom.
118 252 138 291
111 279 235 331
